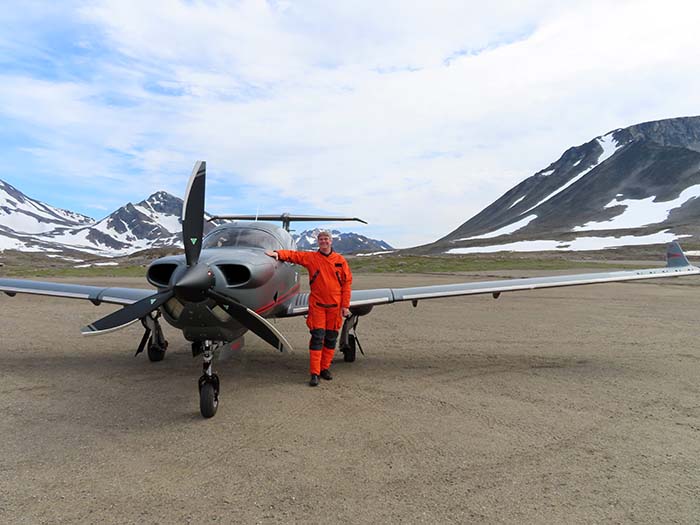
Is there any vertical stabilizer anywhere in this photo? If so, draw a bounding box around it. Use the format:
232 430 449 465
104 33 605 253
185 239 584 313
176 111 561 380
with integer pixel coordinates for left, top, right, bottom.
666 242 691 268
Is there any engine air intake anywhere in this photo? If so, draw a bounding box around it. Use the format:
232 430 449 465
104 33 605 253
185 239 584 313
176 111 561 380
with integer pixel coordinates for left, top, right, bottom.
147 263 178 287
218 264 251 286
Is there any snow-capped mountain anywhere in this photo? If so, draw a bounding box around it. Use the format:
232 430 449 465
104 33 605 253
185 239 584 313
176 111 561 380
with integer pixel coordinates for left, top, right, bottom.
0 183 391 257
420 116 700 254
0 179 92 234
293 228 393 254
0 185 194 256
38 192 185 255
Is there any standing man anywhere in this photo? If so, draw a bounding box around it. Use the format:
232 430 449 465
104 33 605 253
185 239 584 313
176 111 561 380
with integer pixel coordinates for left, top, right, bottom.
265 230 352 386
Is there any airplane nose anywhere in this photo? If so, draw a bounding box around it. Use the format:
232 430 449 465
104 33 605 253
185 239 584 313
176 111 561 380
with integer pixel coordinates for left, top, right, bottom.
174 264 215 302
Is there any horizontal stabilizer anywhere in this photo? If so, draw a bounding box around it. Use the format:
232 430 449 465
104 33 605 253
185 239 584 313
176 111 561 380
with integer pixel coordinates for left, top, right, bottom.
209 213 366 231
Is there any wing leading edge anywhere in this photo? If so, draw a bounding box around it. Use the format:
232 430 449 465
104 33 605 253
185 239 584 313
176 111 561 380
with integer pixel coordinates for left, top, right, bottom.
0 279 153 306
284 242 700 316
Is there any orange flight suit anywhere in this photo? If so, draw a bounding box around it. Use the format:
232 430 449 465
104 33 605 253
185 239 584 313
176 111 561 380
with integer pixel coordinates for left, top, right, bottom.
276 249 352 375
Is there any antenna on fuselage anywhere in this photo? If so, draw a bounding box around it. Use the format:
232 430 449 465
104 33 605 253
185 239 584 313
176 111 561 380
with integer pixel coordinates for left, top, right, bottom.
207 214 368 232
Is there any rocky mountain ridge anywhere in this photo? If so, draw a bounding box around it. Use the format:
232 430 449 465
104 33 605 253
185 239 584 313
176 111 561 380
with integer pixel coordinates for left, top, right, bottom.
293 228 393 253
416 116 700 254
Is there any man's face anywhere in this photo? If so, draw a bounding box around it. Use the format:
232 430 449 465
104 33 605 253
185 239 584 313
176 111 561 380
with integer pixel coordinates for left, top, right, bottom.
318 234 332 253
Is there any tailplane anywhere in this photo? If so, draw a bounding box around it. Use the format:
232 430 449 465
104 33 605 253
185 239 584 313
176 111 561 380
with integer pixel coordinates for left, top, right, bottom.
208 213 367 231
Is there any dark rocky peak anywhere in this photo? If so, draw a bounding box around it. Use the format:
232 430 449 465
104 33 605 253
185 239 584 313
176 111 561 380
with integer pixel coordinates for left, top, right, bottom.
139 191 183 215
612 116 700 153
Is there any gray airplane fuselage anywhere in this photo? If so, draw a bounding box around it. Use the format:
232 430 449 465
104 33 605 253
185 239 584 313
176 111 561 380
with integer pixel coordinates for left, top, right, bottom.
146 222 300 342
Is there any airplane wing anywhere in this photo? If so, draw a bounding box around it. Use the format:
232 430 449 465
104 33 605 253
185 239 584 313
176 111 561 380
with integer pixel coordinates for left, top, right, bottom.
282 242 700 316
0 279 154 306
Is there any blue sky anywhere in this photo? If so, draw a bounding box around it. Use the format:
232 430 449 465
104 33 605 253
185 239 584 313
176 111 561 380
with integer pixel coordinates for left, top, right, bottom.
1 1 699 247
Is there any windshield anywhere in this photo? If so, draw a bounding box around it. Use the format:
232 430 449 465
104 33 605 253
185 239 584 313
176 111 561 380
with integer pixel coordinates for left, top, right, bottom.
203 228 282 251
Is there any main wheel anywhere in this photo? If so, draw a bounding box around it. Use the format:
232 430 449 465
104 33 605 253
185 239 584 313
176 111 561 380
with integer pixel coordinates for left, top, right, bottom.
147 343 166 362
199 381 219 418
343 334 357 362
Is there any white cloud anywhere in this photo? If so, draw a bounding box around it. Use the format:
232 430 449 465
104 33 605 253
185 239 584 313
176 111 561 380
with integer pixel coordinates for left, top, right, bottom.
1 0 700 247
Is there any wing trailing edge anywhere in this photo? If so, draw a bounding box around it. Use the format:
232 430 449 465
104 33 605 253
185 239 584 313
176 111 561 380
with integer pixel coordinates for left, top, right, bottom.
282 242 700 316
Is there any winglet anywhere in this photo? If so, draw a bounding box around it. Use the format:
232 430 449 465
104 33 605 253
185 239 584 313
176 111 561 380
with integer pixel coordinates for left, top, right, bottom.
666 242 691 268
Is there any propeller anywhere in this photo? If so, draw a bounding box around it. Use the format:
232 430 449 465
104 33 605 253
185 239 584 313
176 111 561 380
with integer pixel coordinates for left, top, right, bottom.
81 160 295 353
82 161 207 335
182 160 206 267
82 290 174 335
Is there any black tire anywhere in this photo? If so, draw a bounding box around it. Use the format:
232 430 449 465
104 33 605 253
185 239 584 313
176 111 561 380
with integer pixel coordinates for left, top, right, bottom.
199 381 219 418
343 334 357 362
147 344 166 362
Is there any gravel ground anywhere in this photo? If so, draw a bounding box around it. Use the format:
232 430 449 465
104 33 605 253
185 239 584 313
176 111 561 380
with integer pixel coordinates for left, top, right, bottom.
1 272 700 524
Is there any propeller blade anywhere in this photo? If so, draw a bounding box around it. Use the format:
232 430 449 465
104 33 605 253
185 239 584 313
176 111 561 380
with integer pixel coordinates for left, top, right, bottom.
182 160 206 267
81 291 174 335
208 290 294 353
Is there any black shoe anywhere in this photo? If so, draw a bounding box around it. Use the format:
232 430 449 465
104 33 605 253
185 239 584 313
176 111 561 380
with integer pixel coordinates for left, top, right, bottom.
320 369 333 381
309 374 320 387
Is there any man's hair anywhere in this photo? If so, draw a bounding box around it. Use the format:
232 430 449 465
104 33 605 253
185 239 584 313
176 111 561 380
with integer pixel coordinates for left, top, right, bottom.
316 230 332 239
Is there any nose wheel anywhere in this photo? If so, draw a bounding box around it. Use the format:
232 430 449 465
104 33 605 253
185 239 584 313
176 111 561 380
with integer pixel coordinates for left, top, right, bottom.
197 341 220 418
198 374 219 418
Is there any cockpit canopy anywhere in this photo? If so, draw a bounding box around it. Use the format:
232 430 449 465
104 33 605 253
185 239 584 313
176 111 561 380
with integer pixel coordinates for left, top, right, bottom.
202 226 285 251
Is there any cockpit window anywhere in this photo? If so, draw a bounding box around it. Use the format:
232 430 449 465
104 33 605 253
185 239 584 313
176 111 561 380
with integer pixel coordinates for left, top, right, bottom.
203 228 283 251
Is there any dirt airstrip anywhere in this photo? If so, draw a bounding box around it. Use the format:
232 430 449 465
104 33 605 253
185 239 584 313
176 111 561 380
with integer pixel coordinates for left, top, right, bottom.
1 271 700 524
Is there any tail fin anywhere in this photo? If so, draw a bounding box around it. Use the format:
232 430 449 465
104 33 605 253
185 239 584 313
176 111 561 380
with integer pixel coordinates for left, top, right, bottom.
666 242 690 268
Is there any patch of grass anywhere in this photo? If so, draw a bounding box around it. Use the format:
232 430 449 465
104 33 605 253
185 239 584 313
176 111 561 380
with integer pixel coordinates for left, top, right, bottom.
347 255 640 273
0 254 648 279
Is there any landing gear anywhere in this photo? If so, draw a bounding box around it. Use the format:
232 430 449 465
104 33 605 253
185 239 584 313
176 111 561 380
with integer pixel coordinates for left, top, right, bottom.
148 342 166 362
197 341 220 418
339 314 363 363
343 334 357 362
137 311 168 362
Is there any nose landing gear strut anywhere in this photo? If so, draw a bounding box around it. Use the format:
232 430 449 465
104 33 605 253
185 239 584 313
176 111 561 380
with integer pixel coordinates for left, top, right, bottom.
194 340 220 418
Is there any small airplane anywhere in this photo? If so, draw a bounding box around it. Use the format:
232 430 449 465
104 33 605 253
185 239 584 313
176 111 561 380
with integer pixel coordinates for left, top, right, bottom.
2 161 699 418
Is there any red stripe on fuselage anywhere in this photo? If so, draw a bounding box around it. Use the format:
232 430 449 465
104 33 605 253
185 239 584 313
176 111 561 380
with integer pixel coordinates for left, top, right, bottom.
256 283 300 315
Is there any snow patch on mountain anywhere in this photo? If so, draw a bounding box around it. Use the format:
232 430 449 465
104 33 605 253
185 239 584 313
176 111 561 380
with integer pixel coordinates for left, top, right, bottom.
133 204 181 233
507 196 526 209
522 133 623 216
356 250 396 256
0 235 37 251
573 185 700 231
447 231 686 254
457 214 538 240
597 132 619 161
